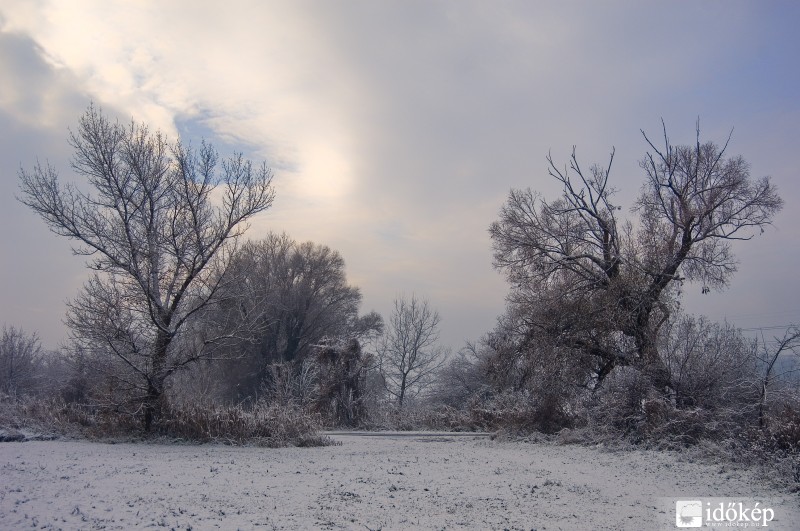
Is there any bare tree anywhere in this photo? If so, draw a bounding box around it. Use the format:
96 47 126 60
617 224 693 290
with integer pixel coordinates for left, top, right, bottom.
660 314 758 411
379 295 447 407
18 104 275 429
430 342 490 408
757 326 800 428
0 325 43 397
490 122 783 393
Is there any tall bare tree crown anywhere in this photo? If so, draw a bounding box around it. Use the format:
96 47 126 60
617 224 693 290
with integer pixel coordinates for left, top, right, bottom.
17 104 276 428
489 123 783 390
379 294 446 407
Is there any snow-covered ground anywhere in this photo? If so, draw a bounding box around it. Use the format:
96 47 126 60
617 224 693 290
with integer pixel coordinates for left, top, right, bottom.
1 433 798 530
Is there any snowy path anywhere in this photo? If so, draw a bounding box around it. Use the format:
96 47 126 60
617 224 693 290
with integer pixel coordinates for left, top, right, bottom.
1 435 798 530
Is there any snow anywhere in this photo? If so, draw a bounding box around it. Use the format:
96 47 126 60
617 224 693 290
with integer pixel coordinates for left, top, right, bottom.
1 433 798 530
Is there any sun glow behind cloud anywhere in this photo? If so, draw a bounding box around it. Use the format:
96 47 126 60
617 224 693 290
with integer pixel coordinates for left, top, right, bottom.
1 0 799 348
2 0 366 227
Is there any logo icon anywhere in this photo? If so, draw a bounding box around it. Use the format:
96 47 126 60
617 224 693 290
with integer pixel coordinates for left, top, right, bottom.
676 500 703 527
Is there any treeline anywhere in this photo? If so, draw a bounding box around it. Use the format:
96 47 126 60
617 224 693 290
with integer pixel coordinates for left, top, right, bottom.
0 232 447 440
4 105 451 444
3 105 800 485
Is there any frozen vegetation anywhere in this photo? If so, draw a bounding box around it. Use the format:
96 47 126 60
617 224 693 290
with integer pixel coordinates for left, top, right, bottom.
4 104 800 531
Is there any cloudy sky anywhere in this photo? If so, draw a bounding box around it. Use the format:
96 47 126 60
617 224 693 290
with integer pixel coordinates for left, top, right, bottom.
1 0 799 351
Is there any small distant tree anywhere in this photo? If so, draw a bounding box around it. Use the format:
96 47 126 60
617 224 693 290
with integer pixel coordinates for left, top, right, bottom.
18 104 275 429
379 295 447 407
490 123 783 394
0 325 43 397
757 326 800 429
430 342 490 408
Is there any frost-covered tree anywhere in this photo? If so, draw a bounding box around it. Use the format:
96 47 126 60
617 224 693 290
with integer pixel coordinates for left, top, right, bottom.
18 105 275 428
490 123 782 393
379 295 447 407
0 325 42 397
757 326 800 428
209 234 383 402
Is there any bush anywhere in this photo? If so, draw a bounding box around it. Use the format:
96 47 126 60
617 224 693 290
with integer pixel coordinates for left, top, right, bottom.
760 404 800 454
359 400 483 432
0 395 330 446
466 390 575 434
580 367 752 449
360 390 576 434
160 402 328 447
0 395 138 439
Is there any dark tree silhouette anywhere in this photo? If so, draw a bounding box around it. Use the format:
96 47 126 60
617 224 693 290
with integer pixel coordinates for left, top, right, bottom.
490 123 783 393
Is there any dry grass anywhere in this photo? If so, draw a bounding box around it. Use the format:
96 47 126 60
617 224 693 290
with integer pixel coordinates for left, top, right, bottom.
161 402 331 447
0 397 137 440
362 392 573 434
0 396 332 447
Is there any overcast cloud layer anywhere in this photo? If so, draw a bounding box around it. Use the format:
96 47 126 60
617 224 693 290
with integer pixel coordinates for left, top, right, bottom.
1 0 799 350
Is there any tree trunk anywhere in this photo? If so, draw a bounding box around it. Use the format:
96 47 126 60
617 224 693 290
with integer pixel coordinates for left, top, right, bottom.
398 373 407 408
144 329 171 431
624 297 673 397
143 380 163 432
758 345 784 429
633 321 672 396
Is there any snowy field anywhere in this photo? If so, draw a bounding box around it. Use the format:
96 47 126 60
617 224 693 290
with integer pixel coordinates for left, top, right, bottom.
1 433 798 530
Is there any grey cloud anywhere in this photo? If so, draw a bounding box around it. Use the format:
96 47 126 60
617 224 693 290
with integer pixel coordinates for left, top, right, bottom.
1 2 799 350
278 2 795 345
0 30 92 348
